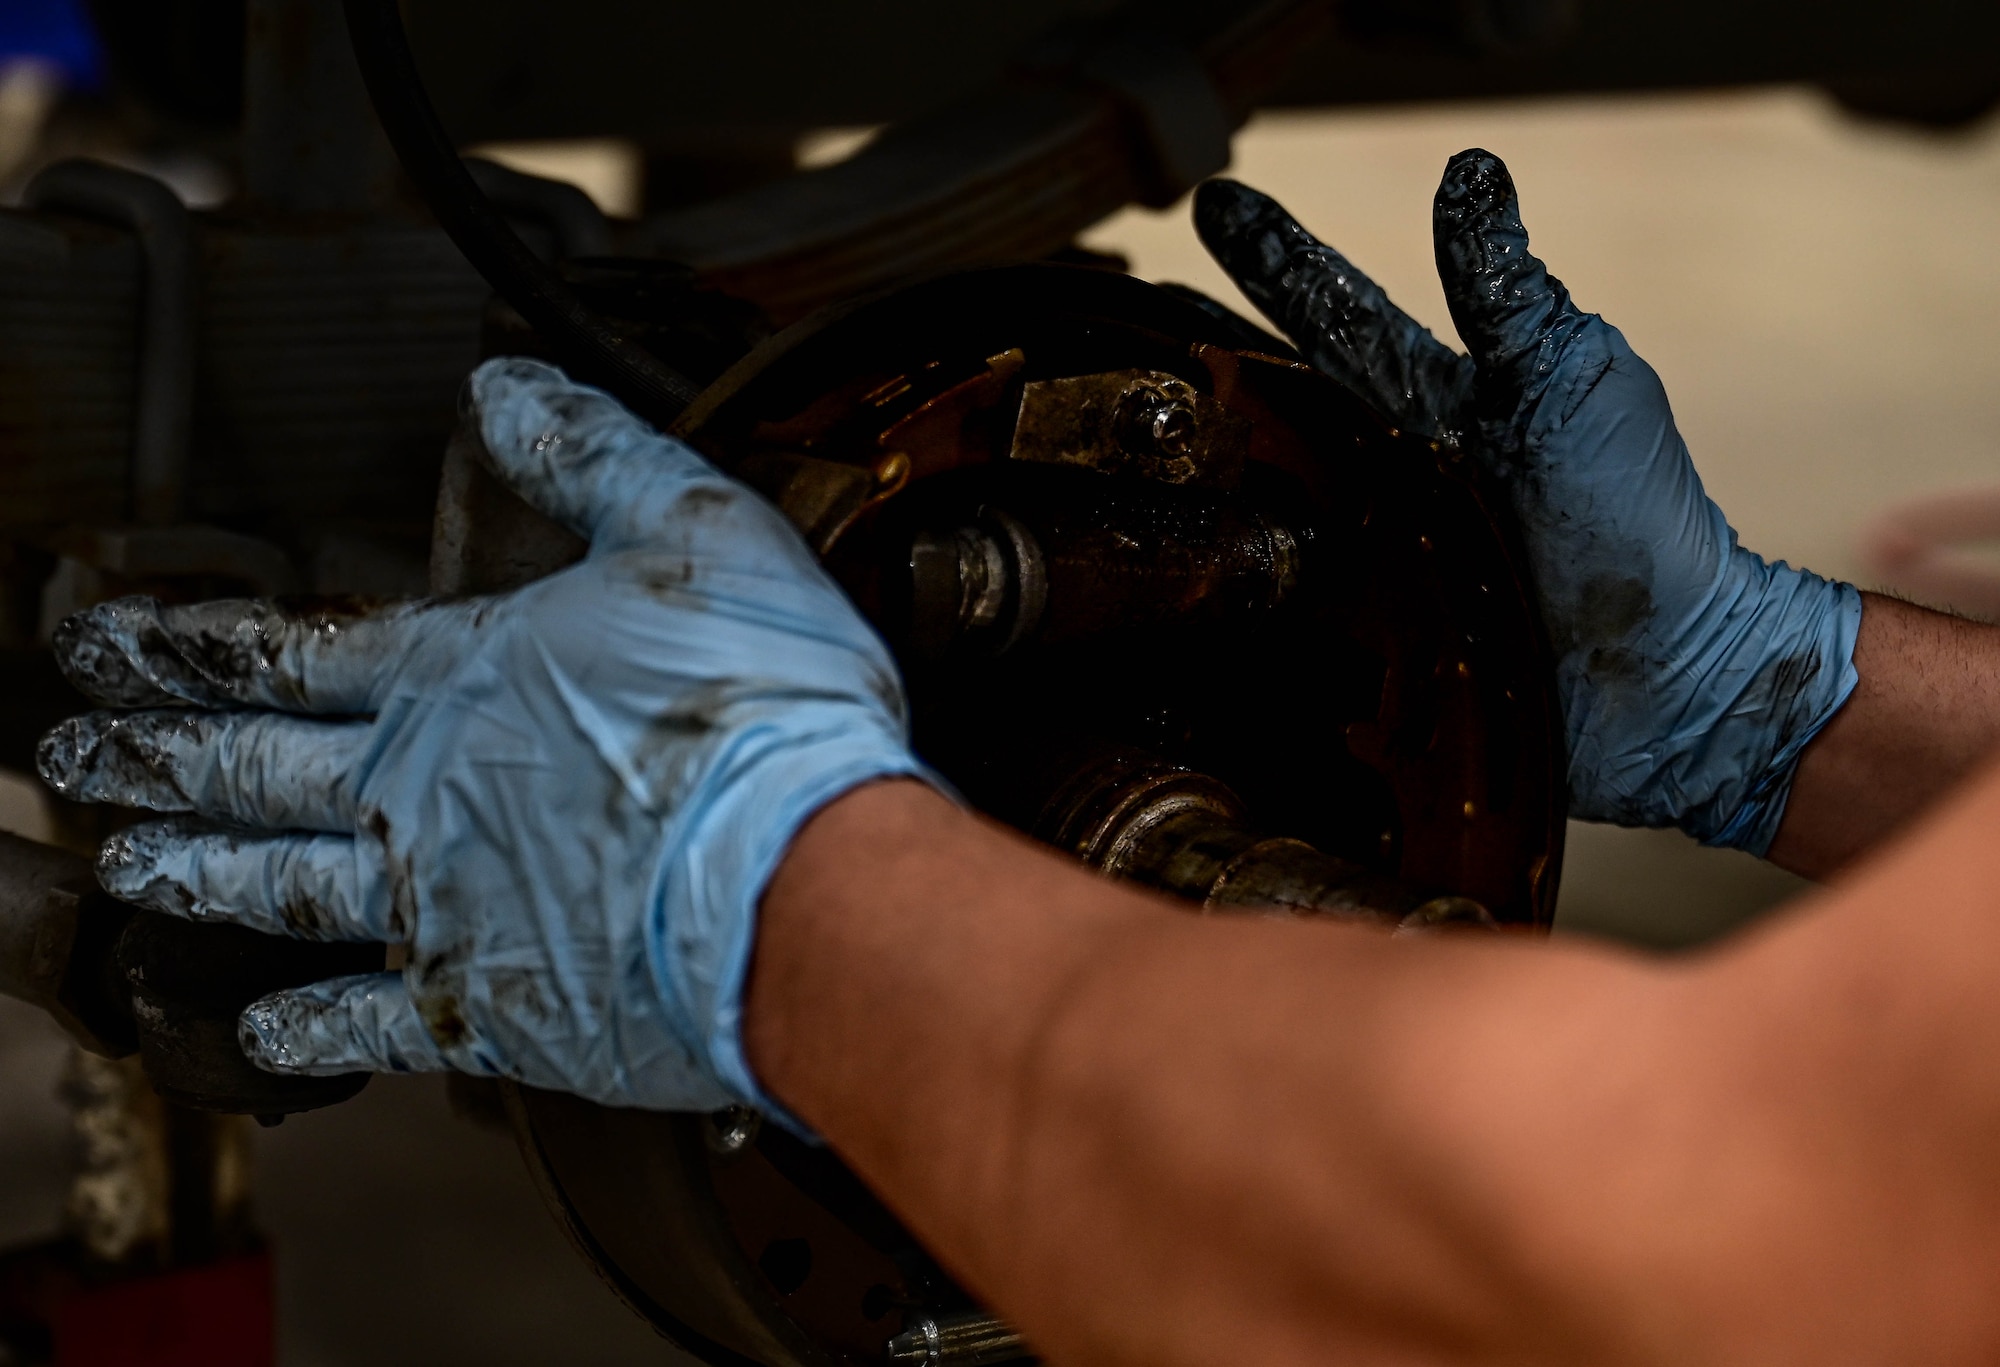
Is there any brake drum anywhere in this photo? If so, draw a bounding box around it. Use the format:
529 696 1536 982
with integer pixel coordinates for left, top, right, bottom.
459 264 1565 1367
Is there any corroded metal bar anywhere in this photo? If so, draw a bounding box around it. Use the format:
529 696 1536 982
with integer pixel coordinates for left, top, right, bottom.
0 829 133 1055
1038 749 1494 930
0 830 92 1012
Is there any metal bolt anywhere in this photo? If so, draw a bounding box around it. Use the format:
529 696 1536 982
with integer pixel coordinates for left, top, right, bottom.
705 1106 762 1157
1115 383 1199 460
1147 398 1196 456
886 1312 1031 1367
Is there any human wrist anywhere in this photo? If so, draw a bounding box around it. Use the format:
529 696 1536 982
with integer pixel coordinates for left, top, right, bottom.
693 725 946 1127
1693 563 1863 854
1766 594 2000 876
1567 551 1861 854
1560 487 1872 855
745 780 1157 1167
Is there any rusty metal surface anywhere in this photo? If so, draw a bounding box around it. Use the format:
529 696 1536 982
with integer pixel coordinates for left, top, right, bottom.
1033 746 1438 921
680 265 1562 920
1008 368 1249 488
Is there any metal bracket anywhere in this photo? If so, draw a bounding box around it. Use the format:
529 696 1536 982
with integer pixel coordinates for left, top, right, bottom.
23 161 195 529
1008 368 1250 488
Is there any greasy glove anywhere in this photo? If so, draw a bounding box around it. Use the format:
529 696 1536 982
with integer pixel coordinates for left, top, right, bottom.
1195 151 1862 854
36 357 934 1117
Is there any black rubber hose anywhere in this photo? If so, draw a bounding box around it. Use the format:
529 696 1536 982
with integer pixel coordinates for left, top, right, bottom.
340 0 702 423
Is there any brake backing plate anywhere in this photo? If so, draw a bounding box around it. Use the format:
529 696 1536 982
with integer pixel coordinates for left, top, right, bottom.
464 264 1564 1367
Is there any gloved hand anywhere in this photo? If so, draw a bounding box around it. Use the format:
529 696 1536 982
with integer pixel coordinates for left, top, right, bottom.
1195 151 1862 854
36 357 935 1117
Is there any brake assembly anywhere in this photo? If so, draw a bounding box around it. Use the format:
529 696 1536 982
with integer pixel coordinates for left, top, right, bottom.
436 262 1567 1367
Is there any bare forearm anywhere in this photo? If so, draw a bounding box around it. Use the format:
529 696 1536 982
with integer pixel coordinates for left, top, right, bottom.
748 764 2000 1366
745 782 1164 1273
1770 593 2000 878
748 784 1670 1365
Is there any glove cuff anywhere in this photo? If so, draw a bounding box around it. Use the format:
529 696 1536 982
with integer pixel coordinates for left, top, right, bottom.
1690 573 1863 856
667 722 954 1140
1561 553 1862 855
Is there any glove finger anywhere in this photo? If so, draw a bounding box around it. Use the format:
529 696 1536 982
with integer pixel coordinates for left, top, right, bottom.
1431 149 1590 396
468 356 736 552
50 594 492 713
240 974 452 1076
97 818 395 942
1195 178 1471 440
38 710 368 831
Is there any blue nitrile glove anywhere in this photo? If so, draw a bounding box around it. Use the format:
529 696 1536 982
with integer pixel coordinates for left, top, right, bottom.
35 357 936 1118
1195 152 1863 855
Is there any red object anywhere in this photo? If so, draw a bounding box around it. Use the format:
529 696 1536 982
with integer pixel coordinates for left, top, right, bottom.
52 1250 274 1367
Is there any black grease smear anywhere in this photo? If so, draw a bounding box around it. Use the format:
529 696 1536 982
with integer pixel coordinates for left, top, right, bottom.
97 819 206 917
98 817 346 940
676 485 738 521
1194 178 1472 441
1565 573 1655 657
484 969 553 1030
277 882 343 942
1673 649 1831 845
411 939 472 1051
51 601 166 708
627 682 878 817
538 389 602 430
862 662 907 726
55 597 286 708
650 704 723 742
422 992 468 1048
360 807 475 1055
651 681 741 743
362 808 416 943
54 595 418 714
639 559 698 600
634 485 750 599
1577 644 1646 691
1743 650 1824 756
627 685 739 807
1432 149 1593 452
38 710 203 808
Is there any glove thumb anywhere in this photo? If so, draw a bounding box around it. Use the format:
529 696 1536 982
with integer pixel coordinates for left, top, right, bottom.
467 355 728 552
1431 150 1589 406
